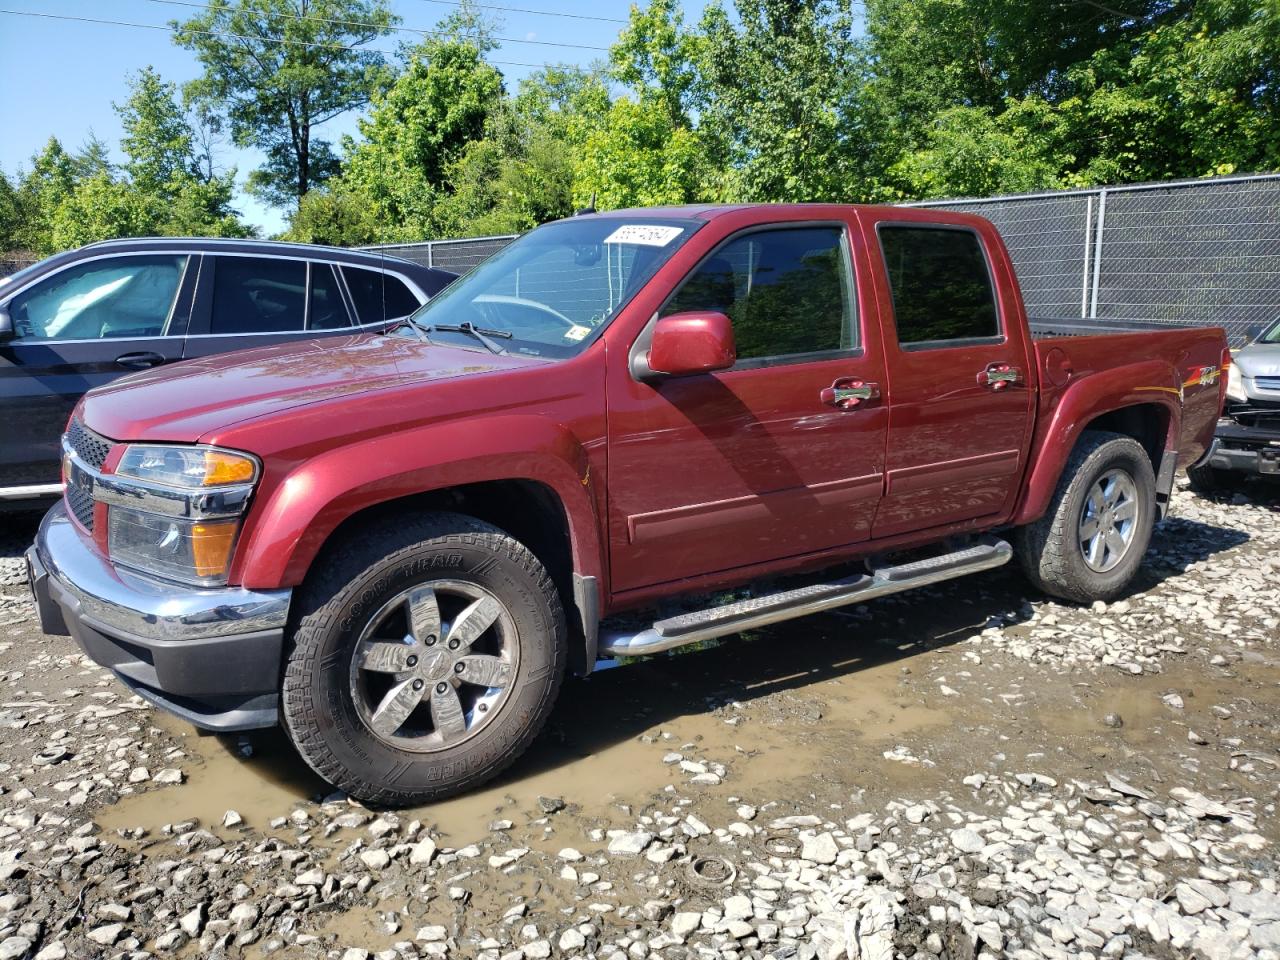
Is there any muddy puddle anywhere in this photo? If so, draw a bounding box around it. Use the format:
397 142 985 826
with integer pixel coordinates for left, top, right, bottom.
95 613 965 846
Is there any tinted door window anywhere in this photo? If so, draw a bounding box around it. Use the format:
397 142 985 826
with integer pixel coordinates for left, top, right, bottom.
7 255 187 341
879 227 999 346
308 263 349 330
210 257 307 334
663 227 853 362
344 267 421 323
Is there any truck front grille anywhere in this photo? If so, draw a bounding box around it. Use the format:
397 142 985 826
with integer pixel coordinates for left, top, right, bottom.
1256 376 1280 392
66 418 113 470
66 479 96 532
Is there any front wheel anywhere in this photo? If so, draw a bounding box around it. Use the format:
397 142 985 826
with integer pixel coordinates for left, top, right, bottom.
282 512 566 806
1015 431 1156 604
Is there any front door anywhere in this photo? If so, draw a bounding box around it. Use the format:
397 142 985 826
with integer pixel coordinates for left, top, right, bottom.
861 214 1035 538
606 222 889 593
0 253 194 490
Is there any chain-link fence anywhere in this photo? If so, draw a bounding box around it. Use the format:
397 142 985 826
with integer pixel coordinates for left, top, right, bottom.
911 172 1280 346
0 257 37 280
362 235 519 275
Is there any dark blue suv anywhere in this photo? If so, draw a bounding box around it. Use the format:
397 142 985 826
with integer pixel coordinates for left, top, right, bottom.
0 238 454 505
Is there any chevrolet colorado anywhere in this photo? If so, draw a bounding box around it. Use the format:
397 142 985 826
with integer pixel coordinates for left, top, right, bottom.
27 204 1229 804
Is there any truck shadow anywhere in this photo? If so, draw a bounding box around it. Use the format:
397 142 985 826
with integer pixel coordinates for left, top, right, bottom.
211 509 1250 816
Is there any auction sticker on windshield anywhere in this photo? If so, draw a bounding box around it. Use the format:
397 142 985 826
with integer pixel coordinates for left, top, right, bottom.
604 225 685 247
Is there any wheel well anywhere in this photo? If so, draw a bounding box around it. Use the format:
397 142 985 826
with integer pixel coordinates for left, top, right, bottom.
1081 403 1169 467
308 480 586 672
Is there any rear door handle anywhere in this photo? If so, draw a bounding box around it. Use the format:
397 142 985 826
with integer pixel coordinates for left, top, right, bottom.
115 351 166 370
977 362 1021 391
821 378 881 409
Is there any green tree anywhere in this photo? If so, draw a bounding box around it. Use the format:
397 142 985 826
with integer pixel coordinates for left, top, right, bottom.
115 68 250 239
697 0 863 202
172 0 398 208
12 139 79 255
283 187 382 245
339 39 503 238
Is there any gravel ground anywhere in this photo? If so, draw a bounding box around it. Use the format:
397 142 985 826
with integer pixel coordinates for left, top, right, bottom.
0 480 1277 960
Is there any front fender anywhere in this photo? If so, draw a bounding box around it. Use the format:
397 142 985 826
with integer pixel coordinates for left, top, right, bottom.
231 415 603 590
1012 360 1182 526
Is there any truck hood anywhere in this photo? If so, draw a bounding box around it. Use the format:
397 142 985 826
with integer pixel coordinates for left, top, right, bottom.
80 332 544 442
1236 341 1280 378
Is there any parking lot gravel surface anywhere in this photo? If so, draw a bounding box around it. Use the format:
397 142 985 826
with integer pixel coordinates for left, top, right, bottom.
0 480 1277 960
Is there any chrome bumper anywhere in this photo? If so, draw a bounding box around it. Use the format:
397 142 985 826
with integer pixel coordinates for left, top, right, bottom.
30 501 291 731
33 501 290 642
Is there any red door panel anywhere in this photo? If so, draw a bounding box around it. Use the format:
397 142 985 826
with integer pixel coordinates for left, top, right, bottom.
857 210 1036 539
606 359 888 592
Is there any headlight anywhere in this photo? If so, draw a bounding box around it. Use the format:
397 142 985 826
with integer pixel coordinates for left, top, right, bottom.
115 445 258 488
1226 363 1246 403
103 444 258 586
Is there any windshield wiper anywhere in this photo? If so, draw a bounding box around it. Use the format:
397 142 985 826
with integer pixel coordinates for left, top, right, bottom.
424 321 513 355
391 313 429 343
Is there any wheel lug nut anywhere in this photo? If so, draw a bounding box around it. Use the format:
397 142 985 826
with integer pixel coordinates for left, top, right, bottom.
477 703 488 713
436 682 448 694
406 655 418 667
412 679 424 691
425 635 437 646
448 639 459 650
454 662 465 673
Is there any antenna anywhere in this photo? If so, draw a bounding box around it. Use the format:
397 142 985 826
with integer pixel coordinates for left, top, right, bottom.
575 192 597 217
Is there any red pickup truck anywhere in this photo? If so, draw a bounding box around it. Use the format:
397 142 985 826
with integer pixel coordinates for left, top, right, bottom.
28 204 1228 804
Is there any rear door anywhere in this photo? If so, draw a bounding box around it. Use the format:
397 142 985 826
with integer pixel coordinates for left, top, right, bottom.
0 253 193 492
182 256 356 360
606 219 889 593
860 212 1035 538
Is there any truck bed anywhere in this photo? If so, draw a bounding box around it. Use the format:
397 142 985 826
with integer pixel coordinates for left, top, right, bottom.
1031 315 1254 347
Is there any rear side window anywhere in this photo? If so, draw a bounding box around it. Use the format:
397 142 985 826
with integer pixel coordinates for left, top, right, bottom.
210 257 306 334
879 226 999 347
307 264 349 330
344 267 421 323
663 227 854 363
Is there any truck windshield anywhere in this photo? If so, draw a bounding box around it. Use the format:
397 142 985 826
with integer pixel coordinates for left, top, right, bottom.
398 217 701 358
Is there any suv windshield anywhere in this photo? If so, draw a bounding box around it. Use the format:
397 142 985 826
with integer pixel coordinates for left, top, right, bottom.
399 217 701 358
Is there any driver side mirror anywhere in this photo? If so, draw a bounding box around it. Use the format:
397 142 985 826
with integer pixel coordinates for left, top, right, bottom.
645 311 736 378
1246 324 1264 343
0 307 12 343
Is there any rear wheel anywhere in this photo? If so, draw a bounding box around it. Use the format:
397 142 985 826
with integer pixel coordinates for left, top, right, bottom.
282 512 566 806
1015 431 1156 604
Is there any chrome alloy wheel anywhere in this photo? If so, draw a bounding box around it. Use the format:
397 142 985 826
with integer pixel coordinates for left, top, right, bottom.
348 580 518 752
1078 468 1139 573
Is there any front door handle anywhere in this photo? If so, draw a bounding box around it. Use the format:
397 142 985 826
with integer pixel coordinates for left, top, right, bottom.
977 362 1021 391
821 378 881 409
115 351 166 370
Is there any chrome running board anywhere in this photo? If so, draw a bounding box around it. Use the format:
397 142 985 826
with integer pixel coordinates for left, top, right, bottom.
599 536 1012 658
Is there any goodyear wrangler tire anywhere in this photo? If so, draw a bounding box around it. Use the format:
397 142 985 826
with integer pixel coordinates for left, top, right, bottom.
1014 430 1156 605
282 511 566 806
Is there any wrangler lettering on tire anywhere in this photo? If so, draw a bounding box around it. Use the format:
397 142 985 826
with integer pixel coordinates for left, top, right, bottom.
281 512 567 806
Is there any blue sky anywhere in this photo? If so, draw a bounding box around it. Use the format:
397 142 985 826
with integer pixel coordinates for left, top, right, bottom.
0 0 667 236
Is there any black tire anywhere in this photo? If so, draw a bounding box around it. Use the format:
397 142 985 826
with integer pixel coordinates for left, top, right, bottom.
1186 461 1235 495
1014 430 1156 604
281 511 566 806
